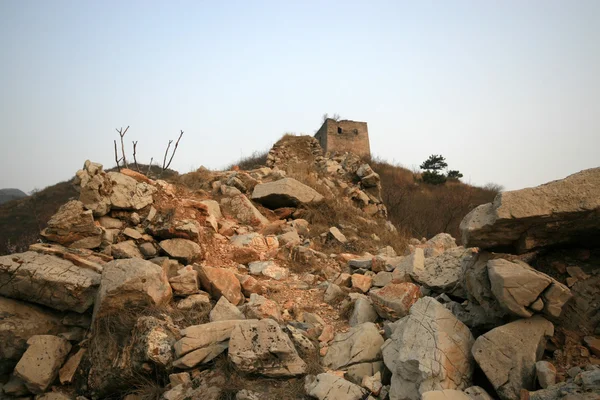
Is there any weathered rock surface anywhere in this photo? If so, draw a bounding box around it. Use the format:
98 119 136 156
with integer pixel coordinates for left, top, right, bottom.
41 200 103 249
228 318 307 377
244 293 282 322
0 297 68 374
169 265 199 296
107 171 156 210
197 265 243 305
209 296 245 322
14 335 72 393
93 258 172 320
251 177 324 208
349 296 379 326
323 322 384 370
74 160 113 216
111 240 144 259
382 297 474 400
0 251 100 313
487 258 572 318
411 247 473 296
422 390 471 400
227 195 269 227
304 373 368 400
159 239 202 264
471 316 554 400
370 282 421 321
173 320 250 369
460 167 600 253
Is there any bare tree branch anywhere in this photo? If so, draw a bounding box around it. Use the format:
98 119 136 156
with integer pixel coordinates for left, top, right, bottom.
132 141 141 173
164 130 183 170
160 130 184 178
146 157 153 177
113 140 121 172
116 126 130 168
161 140 173 172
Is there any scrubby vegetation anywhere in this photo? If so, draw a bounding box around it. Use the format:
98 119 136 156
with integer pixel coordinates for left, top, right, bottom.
368 157 500 242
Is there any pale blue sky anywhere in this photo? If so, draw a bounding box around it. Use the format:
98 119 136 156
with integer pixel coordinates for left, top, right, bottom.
1 0 598 193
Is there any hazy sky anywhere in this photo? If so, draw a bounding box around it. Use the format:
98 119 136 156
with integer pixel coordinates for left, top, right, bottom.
1 1 598 193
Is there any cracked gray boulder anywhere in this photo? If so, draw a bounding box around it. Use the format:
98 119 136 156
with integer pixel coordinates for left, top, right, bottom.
40 200 103 249
382 297 475 400
0 297 69 375
0 251 100 313
460 167 600 253
304 373 368 400
410 247 475 297
487 259 572 318
251 177 324 208
228 318 307 377
471 315 554 400
93 258 172 321
74 160 157 217
323 322 384 370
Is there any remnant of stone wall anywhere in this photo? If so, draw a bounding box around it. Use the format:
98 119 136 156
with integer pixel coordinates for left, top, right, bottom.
314 119 371 158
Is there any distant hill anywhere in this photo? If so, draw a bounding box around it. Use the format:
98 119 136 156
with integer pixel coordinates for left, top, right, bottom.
0 188 28 205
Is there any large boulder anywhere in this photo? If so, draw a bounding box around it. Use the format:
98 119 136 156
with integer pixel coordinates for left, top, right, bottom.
471 316 554 400
197 266 243 306
107 171 156 210
251 178 324 208
410 247 474 296
460 167 600 253
173 320 251 369
93 258 172 321
40 200 103 249
228 318 307 377
323 322 384 370
227 195 269 227
0 297 68 375
13 335 72 394
487 259 571 318
74 160 113 216
304 373 368 400
382 297 475 400
74 161 157 217
0 252 100 313
159 239 202 264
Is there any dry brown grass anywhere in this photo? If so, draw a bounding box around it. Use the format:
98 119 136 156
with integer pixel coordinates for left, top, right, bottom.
177 167 216 191
368 157 500 242
225 150 270 171
298 198 408 255
213 355 309 400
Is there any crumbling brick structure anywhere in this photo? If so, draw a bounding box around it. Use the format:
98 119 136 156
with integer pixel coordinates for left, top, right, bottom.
314 119 371 157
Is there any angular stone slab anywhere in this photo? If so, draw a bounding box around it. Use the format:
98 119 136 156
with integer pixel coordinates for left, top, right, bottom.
460 167 600 253
0 251 100 313
252 178 324 208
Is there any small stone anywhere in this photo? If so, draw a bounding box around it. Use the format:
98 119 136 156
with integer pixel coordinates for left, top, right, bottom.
324 284 345 304
535 361 556 389
319 325 335 343
329 227 348 244
584 336 600 357
351 274 372 293
59 348 86 385
361 371 382 396
169 266 200 296
123 227 143 240
210 296 245 322
14 335 72 393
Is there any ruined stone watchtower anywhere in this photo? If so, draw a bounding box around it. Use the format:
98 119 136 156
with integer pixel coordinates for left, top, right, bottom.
314 119 371 158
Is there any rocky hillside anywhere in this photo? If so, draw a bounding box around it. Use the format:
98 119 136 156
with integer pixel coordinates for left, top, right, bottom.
0 189 27 205
0 137 598 400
